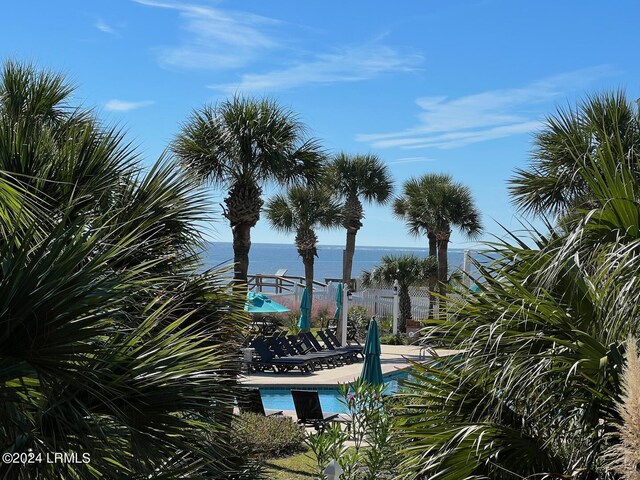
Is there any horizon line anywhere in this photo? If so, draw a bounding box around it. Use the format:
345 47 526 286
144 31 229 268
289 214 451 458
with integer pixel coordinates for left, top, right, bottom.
204 240 478 251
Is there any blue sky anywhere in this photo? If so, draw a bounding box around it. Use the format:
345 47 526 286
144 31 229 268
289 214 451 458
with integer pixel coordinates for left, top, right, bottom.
2 1 638 248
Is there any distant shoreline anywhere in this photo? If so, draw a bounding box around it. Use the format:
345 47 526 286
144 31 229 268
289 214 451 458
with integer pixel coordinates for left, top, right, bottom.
201 242 473 280
204 240 475 252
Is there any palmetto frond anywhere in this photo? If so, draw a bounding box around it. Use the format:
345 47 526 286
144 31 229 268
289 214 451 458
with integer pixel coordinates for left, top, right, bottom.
395 92 640 479
395 173 481 238
265 185 342 235
510 91 640 217
173 95 325 284
328 152 393 204
0 62 252 479
361 254 436 288
265 184 341 304
172 96 325 190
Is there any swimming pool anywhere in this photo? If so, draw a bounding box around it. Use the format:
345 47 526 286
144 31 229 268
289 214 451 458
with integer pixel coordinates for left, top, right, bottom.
260 370 410 414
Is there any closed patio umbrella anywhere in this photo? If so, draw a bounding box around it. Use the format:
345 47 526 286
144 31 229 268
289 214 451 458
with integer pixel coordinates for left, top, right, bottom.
297 287 311 331
333 282 342 324
360 317 383 385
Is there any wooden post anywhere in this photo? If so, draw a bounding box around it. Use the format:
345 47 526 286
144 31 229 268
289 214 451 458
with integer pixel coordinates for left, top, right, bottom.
340 282 349 345
392 279 399 335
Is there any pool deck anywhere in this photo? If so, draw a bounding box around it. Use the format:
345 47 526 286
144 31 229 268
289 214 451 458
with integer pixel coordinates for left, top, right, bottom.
239 344 456 388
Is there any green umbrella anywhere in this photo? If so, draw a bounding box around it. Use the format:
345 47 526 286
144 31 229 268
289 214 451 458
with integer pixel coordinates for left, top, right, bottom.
333 282 343 323
360 317 383 385
297 287 311 330
245 292 290 313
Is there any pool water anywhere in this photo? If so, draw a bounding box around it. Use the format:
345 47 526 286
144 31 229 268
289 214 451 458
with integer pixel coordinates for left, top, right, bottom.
260 370 410 414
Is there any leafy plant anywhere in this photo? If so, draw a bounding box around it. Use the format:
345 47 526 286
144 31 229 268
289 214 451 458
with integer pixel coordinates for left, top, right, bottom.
305 423 349 479
394 91 640 479
232 413 307 459
380 334 406 345
313 305 331 329
377 315 393 335
335 379 397 479
0 61 251 479
348 305 370 341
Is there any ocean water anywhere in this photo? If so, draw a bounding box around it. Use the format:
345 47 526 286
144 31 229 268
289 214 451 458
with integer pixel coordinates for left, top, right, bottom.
201 242 470 281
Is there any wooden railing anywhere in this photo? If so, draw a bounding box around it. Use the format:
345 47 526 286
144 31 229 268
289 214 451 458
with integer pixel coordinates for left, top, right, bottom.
247 274 329 293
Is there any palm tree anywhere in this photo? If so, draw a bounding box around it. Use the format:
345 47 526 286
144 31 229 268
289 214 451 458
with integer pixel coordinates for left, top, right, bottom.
328 153 393 284
0 62 255 479
509 91 640 217
265 185 342 310
393 175 440 314
395 93 640 479
394 174 481 295
361 254 436 333
0 60 137 215
172 96 325 286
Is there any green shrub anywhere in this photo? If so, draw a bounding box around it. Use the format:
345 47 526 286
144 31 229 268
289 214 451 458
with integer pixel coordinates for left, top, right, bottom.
349 305 371 341
232 413 307 459
285 312 301 334
312 305 331 329
380 334 406 345
378 315 393 335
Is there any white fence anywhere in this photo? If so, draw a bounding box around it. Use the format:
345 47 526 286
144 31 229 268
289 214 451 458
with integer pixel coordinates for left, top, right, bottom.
248 247 475 322
267 283 436 322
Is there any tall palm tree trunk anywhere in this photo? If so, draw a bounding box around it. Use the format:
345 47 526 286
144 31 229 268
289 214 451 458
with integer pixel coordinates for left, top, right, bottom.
302 253 315 313
343 227 358 283
342 195 363 284
224 182 262 287
427 231 437 318
399 284 412 333
436 229 451 298
231 223 252 286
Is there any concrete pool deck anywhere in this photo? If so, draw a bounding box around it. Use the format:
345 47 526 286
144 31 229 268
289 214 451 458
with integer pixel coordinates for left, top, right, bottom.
239 344 458 388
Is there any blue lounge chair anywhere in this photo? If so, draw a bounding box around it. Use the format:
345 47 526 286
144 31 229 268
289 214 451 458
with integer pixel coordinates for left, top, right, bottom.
249 337 314 373
291 390 343 431
238 387 282 416
322 329 364 358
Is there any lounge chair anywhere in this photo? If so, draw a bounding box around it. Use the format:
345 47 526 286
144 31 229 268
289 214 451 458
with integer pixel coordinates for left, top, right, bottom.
249 337 314 373
322 329 364 358
285 335 343 367
263 336 328 370
291 390 350 432
316 330 362 361
300 331 356 364
237 387 282 416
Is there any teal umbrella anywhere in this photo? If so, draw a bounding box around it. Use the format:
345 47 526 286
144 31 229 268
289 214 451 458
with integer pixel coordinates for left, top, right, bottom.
297 287 311 330
245 292 290 313
333 283 343 323
360 318 383 385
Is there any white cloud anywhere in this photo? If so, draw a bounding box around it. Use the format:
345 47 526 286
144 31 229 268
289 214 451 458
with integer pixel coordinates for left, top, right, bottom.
133 0 280 69
390 157 437 164
211 44 422 93
95 20 117 35
357 66 618 150
105 99 155 112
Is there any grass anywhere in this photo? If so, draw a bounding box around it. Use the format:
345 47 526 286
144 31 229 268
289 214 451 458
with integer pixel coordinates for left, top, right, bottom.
264 447 361 479
264 451 316 479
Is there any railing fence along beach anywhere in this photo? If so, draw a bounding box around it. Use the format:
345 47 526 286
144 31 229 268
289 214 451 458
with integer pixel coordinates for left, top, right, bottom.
237 250 474 322
245 274 463 322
